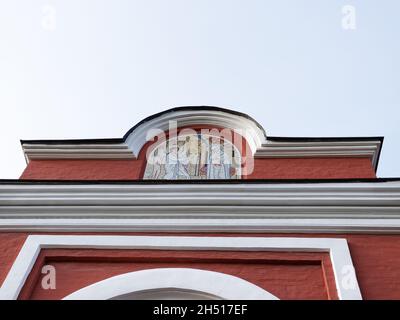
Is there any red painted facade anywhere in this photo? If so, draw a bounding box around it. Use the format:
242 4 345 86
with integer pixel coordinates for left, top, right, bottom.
20 159 145 180
20 157 376 180
249 157 376 179
19 248 336 300
1 232 400 300
1 109 391 300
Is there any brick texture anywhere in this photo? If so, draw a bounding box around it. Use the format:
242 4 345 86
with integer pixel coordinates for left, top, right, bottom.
1 232 400 300
248 157 376 179
20 157 376 180
20 159 144 180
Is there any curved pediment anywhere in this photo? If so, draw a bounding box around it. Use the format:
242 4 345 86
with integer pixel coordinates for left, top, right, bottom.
20 106 382 173
123 106 267 158
21 106 267 161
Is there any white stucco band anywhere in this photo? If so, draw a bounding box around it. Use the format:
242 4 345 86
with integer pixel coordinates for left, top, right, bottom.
0 235 362 300
2 181 400 234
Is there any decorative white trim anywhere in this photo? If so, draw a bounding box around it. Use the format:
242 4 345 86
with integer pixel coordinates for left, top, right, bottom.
124 109 265 158
1 218 400 233
0 235 361 300
22 140 382 164
21 109 265 162
1 181 400 233
22 143 135 161
21 108 381 168
63 268 279 300
2 181 400 208
257 140 382 170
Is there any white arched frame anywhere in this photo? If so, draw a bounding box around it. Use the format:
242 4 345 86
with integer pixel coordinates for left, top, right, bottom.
63 268 279 300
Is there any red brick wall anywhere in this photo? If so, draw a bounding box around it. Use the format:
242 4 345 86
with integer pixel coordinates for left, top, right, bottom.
20 157 376 180
19 249 337 300
20 125 377 180
20 159 144 180
248 157 376 179
1 232 399 300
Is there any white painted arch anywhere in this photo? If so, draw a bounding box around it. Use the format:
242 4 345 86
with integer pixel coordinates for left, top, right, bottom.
63 268 279 300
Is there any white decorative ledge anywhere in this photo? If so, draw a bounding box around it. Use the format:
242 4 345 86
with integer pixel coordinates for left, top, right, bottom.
20 107 382 170
0 181 400 233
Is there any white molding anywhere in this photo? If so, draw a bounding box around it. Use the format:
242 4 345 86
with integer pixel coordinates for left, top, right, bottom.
124 110 265 157
1 218 400 233
257 140 382 170
21 109 265 162
63 268 279 300
22 140 382 164
0 235 362 300
21 109 381 168
2 182 400 207
22 143 135 161
1 181 400 233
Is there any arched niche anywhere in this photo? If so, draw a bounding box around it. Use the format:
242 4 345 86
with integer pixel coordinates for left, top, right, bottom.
143 133 242 180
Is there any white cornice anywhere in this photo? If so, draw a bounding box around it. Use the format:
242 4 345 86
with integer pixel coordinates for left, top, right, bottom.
21 143 134 162
124 109 266 157
20 108 382 170
1 218 400 234
1 181 400 233
256 140 382 169
21 108 265 162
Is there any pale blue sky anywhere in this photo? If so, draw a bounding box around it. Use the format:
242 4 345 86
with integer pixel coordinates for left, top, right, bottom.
0 1 399 178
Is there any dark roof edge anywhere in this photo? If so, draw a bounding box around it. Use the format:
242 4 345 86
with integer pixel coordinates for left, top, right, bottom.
121 106 267 140
20 135 384 146
20 106 267 145
19 105 384 147
20 138 125 145
374 136 385 173
267 136 384 143
20 135 385 146
1 178 400 185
